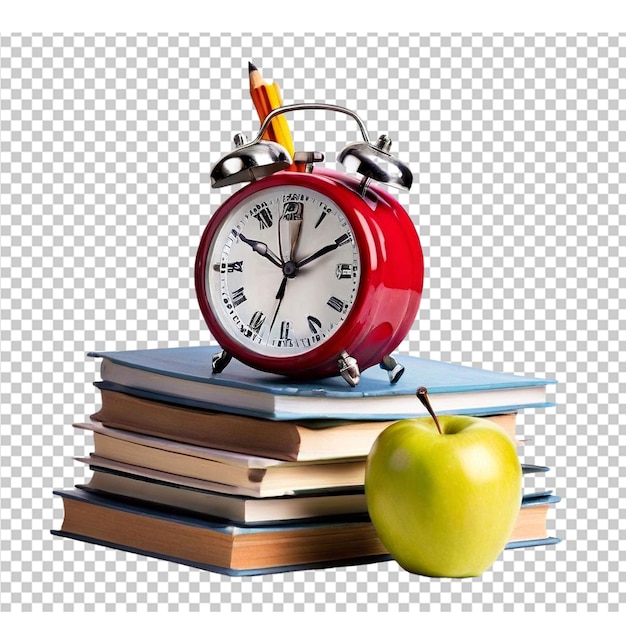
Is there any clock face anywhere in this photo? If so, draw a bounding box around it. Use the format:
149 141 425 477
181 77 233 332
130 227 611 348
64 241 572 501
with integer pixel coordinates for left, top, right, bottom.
204 184 362 357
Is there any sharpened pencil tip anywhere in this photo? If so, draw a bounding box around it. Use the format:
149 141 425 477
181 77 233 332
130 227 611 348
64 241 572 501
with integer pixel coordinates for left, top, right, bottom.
248 61 258 73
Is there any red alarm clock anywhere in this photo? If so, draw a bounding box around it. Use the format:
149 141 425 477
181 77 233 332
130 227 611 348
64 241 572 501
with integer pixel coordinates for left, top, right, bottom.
195 104 424 386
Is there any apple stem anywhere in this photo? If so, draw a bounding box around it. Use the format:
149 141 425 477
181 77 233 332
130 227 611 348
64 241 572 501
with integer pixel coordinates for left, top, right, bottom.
416 387 443 434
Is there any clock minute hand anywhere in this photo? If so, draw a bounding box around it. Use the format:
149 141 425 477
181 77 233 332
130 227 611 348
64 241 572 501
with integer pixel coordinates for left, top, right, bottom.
268 275 289 334
237 233 283 268
296 233 351 269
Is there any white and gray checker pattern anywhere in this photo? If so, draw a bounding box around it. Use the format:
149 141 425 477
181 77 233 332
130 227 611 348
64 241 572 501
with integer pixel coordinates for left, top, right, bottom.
1 33 624 612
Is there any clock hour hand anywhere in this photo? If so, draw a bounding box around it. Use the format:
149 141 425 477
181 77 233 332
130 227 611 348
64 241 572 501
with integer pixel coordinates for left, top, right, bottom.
296 233 351 269
237 233 283 268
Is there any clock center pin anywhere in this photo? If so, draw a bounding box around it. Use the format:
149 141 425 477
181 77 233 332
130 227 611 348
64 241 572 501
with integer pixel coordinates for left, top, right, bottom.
282 260 298 278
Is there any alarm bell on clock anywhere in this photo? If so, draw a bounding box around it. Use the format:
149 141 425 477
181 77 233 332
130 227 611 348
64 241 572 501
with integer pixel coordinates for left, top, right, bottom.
210 103 413 193
195 103 424 386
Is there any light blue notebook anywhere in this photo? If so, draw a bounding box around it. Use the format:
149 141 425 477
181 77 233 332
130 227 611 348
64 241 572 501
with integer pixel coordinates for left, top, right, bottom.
89 346 557 420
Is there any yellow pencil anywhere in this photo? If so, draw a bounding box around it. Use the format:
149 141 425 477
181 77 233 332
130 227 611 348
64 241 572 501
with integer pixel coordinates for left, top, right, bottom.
248 62 296 161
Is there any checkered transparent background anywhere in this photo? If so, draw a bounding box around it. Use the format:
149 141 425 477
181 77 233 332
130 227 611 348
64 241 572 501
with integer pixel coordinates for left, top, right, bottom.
1 33 625 612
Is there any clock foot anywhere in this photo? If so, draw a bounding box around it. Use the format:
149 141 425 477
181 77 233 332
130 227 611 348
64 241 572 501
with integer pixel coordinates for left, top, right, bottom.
338 351 360 387
211 349 232 374
380 354 405 384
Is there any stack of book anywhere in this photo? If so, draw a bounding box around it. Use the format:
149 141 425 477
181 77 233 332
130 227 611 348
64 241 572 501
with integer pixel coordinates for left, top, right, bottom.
52 346 561 576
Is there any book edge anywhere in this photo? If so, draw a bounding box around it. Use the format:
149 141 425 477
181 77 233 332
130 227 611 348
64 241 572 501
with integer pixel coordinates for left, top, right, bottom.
50 529 394 576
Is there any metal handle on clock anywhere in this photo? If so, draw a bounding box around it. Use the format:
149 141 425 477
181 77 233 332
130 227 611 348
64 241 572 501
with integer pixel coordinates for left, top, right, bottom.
210 102 412 192
255 103 371 144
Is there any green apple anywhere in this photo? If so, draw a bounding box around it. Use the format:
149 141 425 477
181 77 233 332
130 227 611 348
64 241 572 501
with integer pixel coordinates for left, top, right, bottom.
365 414 522 578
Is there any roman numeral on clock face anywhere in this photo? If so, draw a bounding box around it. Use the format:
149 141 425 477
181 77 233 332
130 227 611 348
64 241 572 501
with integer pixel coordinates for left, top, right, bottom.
327 296 346 313
314 211 328 229
280 321 291 340
249 310 266 332
213 261 243 273
231 286 247 307
282 201 303 221
336 263 356 279
252 205 273 229
307 315 322 333
335 233 351 246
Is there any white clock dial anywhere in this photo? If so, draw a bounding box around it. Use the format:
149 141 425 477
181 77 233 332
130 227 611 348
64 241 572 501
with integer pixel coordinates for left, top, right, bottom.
205 185 362 357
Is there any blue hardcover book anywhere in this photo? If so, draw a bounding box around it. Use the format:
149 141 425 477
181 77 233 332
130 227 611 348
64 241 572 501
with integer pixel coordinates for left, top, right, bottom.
52 489 561 576
88 346 557 420
505 492 562 550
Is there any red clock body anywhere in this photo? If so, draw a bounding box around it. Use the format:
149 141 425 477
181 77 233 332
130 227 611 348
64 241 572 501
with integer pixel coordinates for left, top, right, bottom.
195 168 423 380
